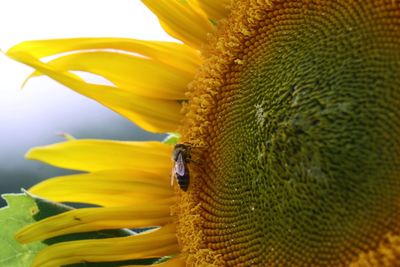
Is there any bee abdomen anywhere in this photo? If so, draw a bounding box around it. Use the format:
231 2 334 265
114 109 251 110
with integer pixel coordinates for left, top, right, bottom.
177 174 189 191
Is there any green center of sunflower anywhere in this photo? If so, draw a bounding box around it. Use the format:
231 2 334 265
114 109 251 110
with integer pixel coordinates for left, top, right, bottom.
180 1 400 266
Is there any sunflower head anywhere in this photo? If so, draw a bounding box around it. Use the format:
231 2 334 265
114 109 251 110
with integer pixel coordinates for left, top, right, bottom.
178 0 400 266
5 0 400 266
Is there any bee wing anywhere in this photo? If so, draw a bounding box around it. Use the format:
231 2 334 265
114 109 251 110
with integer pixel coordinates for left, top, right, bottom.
171 153 186 187
175 153 186 176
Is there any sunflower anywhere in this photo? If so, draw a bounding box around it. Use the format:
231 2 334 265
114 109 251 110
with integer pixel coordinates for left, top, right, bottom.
6 0 400 266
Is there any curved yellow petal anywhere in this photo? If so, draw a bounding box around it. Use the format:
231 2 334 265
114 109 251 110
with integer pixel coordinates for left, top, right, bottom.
33 51 190 100
31 224 179 267
26 139 172 172
16 204 172 243
195 0 231 21
29 170 174 207
141 0 215 49
7 50 182 133
123 255 187 267
8 38 200 73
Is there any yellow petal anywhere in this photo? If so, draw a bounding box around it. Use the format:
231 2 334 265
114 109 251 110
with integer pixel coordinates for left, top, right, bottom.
7 50 182 133
29 170 174 207
33 51 190 100
195 0 231 21
16 204 172 243
26 139 172 172
123 255 186 267
141 0 215 49
8 38 200 73
31 224 178 267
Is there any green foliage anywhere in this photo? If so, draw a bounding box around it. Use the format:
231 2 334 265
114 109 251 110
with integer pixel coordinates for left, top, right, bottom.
0 193 47 267
0 193 157 266
163 132 181 145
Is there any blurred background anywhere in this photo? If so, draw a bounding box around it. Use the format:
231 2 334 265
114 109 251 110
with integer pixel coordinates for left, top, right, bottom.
0 0 175 207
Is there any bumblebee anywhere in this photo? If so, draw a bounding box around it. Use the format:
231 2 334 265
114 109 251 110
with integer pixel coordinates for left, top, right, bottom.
171 143 192 191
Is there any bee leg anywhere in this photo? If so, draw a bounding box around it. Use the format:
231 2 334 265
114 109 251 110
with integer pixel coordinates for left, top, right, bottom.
170 169 175 187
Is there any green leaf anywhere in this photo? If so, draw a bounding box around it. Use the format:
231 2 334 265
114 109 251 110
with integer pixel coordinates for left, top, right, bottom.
163 132 181 145
0 193 46 267
0 193 157 266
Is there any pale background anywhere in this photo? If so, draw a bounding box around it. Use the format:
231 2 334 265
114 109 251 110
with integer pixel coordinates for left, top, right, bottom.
0 0 175 206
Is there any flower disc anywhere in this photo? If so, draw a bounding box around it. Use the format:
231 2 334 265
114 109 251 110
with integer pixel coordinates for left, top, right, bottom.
180 1 400 266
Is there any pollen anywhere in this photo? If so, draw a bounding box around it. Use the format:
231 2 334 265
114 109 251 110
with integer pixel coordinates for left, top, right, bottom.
179 0 400 266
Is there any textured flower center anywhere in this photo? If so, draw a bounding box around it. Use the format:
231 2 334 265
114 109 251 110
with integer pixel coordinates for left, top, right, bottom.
179 1 400 266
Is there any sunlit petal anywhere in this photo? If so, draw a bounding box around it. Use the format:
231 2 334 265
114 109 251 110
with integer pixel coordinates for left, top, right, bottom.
16 204 172 243
29 170 174 207
7 50 182 133
26 139 172 172
141 0 214 49
34 51 190 100
31 224 179 267
195 0 231 21
8 38 200 73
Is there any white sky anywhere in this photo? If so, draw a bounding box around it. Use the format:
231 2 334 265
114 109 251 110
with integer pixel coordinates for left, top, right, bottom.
0 0 175 169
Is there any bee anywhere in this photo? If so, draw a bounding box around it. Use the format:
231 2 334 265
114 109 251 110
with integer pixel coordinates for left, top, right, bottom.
171 143 192 191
